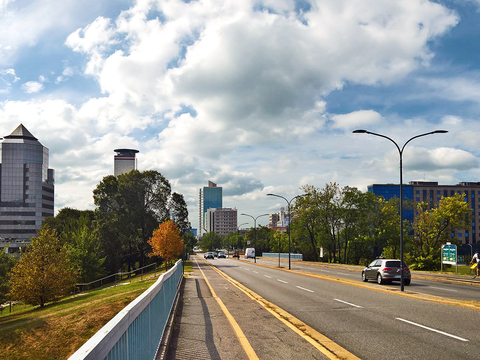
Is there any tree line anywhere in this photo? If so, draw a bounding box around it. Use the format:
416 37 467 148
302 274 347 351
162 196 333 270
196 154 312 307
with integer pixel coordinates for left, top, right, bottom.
0 170 193 308
199 182 470 271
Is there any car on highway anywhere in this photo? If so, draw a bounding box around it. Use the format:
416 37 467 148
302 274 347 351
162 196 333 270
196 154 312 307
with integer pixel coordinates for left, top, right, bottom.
362 259 411 285
218 251 227 258
204 252 215 259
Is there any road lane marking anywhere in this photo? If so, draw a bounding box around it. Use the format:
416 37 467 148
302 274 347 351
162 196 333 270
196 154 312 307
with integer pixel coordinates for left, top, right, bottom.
204 256 360 360
396 318 468 342
264 275 272 278
296 286 314 293
277 279 288 284
429 286 458 292
244 268 250 270
334 299 363 308
195 258 260 360
253 271 259 274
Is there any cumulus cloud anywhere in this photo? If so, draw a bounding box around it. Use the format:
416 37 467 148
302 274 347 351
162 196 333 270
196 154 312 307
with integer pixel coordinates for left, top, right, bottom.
21 81 44 93
331 110 383 130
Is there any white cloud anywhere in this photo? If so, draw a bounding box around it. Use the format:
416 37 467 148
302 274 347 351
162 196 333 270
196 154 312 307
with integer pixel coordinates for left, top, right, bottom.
331 110 383 130
21 81 43 93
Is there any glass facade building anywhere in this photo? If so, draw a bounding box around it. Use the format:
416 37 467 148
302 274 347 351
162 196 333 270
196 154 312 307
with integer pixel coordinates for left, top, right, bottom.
199 181 222 236
0 124 54 251
369 181 480 245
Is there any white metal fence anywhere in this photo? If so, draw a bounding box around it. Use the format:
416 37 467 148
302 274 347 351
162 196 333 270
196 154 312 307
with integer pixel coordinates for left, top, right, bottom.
262 252 303 260
69 260 183 360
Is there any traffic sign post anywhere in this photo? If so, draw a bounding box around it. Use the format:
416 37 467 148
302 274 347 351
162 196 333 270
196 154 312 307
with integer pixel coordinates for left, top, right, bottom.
441 243 457 273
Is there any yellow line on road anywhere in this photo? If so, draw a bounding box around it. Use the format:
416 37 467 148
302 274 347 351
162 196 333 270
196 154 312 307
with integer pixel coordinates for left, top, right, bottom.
194 258 259 360
203 257 360 360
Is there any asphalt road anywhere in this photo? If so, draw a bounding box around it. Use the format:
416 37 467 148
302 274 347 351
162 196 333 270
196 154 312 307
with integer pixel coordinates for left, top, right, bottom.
250 257 480 302
205 257 480 359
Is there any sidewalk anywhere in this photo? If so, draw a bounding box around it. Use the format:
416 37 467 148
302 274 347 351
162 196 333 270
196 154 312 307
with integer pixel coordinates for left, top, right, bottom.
165 258 332 360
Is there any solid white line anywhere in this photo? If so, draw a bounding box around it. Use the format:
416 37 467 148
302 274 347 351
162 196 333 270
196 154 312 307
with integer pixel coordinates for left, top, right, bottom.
277 279 288 284
396 318 468 342
429 286 458 292
334 299 363 308
264 275 272 278
296 286 314 293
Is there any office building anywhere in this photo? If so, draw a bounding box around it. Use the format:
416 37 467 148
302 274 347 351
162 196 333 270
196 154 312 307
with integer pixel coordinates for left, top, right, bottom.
0 124 54 252
114 148 138 176
199 181 222 236
206 208 237 237
369 181 480 245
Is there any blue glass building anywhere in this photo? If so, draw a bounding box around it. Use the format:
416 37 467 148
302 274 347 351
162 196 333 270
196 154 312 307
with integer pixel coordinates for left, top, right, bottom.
199 181 222 236
368 184 414 223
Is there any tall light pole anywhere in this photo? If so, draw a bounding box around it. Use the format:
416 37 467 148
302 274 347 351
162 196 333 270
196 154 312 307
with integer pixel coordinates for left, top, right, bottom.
267 193 307 270
241 213 269 263
353 129 448 291
236 222 249 256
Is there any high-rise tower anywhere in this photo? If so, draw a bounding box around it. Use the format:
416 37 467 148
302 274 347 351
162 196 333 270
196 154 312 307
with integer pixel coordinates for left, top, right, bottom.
199 181 222 236
0 124 54 251
114 148 139 176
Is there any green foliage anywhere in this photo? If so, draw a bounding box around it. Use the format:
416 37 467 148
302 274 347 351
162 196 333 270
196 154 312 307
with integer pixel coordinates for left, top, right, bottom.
183 232 197 253
0 250 16 304
411 193 471 270
93 170 173 273
199 232 222 251
223 232 244 250
10 227 78 308
169 192 191 235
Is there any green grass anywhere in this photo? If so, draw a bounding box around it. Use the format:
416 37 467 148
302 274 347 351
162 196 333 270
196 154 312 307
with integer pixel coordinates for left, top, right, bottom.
0 264 183 360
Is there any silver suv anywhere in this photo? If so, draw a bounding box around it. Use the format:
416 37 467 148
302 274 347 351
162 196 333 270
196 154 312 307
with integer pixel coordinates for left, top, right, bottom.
362 259 411 285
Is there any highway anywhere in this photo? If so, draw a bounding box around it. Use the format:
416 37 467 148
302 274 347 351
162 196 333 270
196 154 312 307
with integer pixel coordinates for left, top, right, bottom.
204 257 480 359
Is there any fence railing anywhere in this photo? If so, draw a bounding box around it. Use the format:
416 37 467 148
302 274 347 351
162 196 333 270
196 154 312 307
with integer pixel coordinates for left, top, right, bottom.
262 252 303 260
68 260 183 360
74 263 158 293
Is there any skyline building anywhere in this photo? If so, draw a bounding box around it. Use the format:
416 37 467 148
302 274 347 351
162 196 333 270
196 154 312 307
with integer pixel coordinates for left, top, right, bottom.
114 148 139 176
369 181 480 245
206 207 237 237
199 181 222 236
0 124 54 253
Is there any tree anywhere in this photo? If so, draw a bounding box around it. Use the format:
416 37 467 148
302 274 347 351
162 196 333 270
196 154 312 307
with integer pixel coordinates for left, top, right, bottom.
94 170 173 273
0 250 16 305
199 231 222 252
170 192 191 235
148 220 184 270
412 193 471 270
43 209 104 283
10 227 78 307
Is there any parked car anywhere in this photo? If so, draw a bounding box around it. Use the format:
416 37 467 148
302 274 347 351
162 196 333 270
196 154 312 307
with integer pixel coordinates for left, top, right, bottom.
362 259 411 285
218 251 227 259
204 252 215 259
231 252 239 259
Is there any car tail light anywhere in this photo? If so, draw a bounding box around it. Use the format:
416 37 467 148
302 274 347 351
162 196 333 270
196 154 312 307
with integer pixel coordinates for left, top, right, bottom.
405 268 410 272
382 268 392 271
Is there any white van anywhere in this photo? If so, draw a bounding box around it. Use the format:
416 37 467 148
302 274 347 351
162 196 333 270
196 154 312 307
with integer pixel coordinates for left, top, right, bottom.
245 248 255 259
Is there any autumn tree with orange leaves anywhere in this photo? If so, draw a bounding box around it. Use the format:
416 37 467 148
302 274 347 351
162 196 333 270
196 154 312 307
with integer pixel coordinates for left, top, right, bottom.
148 220 183 270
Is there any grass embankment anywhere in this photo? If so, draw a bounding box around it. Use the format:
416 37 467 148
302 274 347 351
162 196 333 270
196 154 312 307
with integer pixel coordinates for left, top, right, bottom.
0 263 188 360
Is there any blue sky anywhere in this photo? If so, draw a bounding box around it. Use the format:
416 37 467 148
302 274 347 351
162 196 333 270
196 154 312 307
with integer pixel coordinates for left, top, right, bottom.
1 0 480 230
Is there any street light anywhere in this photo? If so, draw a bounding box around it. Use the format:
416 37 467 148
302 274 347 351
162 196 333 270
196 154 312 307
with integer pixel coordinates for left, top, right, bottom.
236 222 249 257
353 129 448 291
267 193 308 270
241 213 269 263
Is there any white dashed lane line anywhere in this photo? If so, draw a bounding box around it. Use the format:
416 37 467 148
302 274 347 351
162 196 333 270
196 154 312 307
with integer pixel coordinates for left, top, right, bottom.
264 275 272 278
296 286 314 293
396 318 468 342
428 286 458 292
277 279 288 284
334 299 363 308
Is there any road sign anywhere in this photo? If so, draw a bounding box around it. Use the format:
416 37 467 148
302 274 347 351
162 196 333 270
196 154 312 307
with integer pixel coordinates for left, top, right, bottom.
442 244 457 265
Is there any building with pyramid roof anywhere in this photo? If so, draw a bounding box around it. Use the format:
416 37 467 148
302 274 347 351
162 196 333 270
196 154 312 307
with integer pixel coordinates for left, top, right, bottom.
0 124 54 252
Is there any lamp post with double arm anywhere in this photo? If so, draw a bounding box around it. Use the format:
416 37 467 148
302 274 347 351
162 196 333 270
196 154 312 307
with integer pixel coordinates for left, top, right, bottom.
353 129 448 291
267 193 308 270
241 214 269 263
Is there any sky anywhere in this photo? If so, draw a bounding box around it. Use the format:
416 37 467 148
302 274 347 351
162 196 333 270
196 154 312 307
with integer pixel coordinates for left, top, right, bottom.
1 0 480 230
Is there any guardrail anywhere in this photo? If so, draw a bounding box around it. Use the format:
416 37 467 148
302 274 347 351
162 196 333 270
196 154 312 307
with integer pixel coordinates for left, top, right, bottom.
262 252 303 260
69 260 183 360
